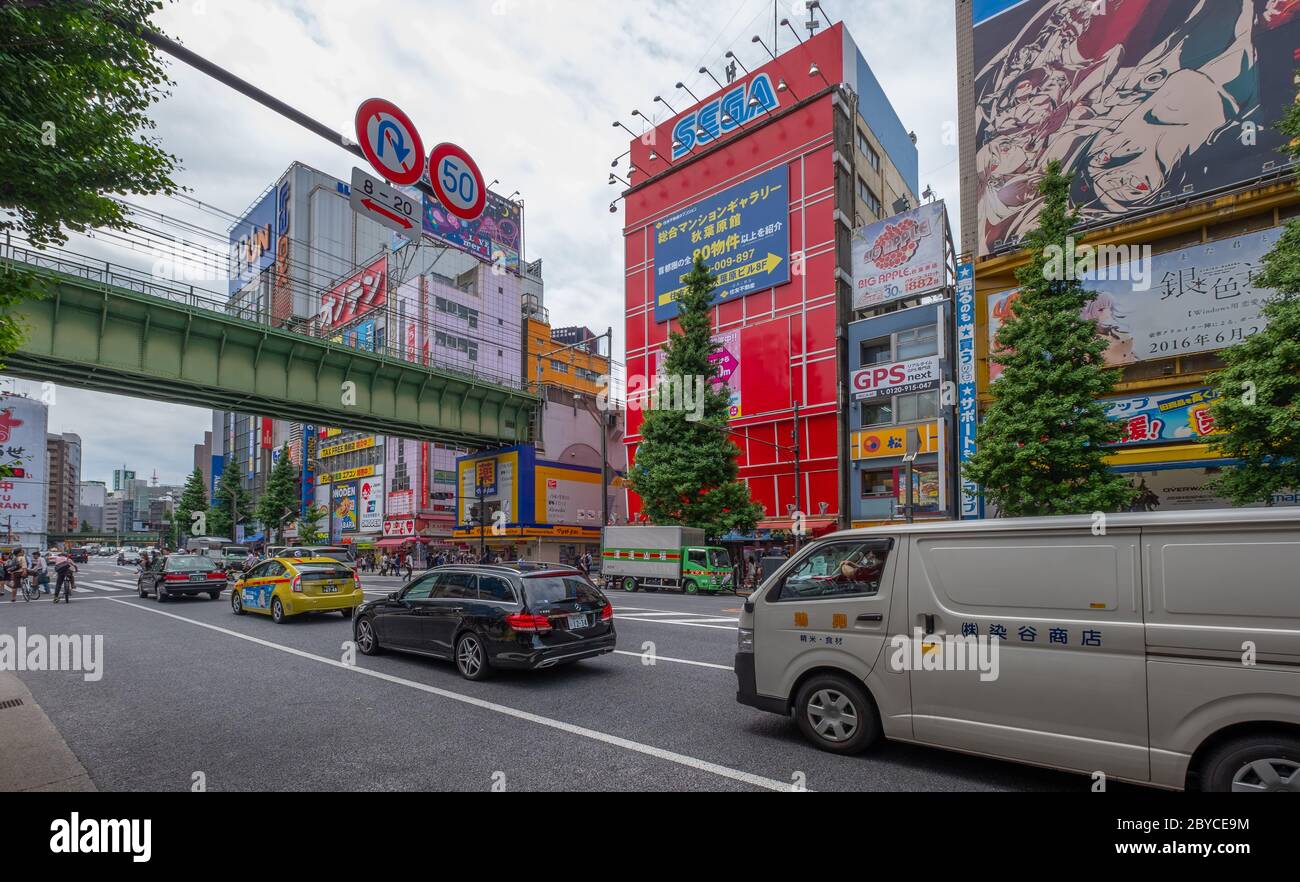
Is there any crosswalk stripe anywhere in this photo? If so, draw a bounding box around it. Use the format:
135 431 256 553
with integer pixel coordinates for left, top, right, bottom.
80 582 121 592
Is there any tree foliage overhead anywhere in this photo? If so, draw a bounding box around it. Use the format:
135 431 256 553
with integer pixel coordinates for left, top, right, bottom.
296 503 328 546
0 0 180 373
963 160 1135 517
1206 83 1300 505
176 466 207 538
208 463 249 540
629 255 765 539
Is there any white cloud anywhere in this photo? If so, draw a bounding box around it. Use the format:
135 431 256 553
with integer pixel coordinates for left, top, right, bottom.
23 0 958 473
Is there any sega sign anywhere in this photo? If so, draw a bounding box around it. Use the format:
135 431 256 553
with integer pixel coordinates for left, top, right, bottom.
851 356 940 402
671 73 780 160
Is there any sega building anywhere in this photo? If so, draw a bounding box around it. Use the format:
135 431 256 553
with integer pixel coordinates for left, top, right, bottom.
620 22 918 534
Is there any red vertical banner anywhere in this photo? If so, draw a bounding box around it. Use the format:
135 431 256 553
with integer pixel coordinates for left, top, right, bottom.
260 417 274 450
420 442 430 514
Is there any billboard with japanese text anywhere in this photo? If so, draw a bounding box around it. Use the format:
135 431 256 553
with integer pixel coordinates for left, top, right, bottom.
851 201 949 309
988 226 1281 381
0 394 48 541
318 254 387 331
1104 387 1222 447
973 0 1300 256
653 166 789 322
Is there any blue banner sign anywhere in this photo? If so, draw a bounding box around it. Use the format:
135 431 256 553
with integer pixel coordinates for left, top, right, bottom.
653 166 790 322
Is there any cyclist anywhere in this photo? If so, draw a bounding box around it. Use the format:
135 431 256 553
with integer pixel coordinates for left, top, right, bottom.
31 551 50 595
50 551 77 604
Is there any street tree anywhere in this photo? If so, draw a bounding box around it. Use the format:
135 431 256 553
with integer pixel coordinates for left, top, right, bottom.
963 160 1135 517
296 504 329 546
1206 91 1300 504
255 445 298 544
208 465 250 540
629 254 765 539
0 0 180 370
176 467 207 539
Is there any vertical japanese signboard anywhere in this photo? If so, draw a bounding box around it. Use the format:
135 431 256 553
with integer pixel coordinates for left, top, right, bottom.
955 262 982 519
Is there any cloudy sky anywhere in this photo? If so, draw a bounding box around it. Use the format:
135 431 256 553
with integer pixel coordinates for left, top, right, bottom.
5 0 959 487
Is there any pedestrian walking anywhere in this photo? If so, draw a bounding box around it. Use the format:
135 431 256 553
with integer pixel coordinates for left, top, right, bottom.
5 547 30 603
32 552 50 594
403 551 414 579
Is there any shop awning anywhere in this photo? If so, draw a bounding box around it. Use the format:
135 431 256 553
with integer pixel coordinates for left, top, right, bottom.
376 538 410 549
757 517 839 536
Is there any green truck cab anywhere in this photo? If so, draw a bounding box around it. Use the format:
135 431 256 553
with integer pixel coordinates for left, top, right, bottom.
601 526 733 595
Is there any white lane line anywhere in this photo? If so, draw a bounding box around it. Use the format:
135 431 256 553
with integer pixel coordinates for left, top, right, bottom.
615 616 737 631
613 611 694 618
612 650 733 671
105 598 793 792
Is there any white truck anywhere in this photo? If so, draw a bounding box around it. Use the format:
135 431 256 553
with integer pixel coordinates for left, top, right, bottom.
601 525 733 595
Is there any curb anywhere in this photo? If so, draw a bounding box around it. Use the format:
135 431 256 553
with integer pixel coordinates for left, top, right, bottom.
0 671 97 792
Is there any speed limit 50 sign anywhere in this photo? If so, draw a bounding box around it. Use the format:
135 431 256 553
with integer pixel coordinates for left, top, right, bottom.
428 142 487 221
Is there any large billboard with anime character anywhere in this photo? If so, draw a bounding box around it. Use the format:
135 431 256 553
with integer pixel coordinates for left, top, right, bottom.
973 0 1300 256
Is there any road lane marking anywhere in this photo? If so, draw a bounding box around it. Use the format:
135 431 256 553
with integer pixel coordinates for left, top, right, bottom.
105 598 793 792
612 650 733 671
615 616 737 631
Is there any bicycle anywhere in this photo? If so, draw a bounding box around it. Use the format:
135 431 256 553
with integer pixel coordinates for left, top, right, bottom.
50 570 76 603
21 573 41 602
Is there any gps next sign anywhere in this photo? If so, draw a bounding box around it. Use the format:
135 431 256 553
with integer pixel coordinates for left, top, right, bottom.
851 356 941 402
653 165 789 322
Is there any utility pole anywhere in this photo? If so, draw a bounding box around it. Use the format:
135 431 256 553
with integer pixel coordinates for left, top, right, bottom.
792 400 802 548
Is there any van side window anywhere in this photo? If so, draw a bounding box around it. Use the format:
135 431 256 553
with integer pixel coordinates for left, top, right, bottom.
774 541 889 601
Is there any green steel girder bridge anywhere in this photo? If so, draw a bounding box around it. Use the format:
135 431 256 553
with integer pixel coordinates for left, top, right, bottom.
1 242 538 447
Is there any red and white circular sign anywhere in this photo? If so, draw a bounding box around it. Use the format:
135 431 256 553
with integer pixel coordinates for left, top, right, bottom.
355 98 425 187
428 142 487 221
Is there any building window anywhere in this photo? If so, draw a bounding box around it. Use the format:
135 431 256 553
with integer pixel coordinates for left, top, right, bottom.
893 390 939 423
858 177 881 217
860 337 892 366
858 131 880 171
860 400 894 427
895 325 938 360
861 469 895 498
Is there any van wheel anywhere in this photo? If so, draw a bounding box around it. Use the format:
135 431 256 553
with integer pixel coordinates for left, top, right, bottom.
623 577 637 593
683 581 698 595
794 674 879 755
1201 734 1300 792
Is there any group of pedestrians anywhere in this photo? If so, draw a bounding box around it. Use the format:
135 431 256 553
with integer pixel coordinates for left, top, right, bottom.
0 547 79 603
378 552 415 578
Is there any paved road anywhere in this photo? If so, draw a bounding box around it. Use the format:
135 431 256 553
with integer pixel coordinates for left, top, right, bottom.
1 560 1124 791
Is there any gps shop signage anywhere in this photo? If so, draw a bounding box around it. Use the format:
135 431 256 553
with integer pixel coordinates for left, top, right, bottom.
653 165 789 322
851 356 941 402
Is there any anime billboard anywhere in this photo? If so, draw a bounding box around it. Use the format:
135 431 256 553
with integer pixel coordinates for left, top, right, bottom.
973 0 1300 256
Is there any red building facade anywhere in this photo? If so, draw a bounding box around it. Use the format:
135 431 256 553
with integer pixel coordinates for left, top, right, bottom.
620 23 918 533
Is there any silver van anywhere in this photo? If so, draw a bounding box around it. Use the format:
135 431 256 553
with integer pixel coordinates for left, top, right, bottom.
735 508 1300 792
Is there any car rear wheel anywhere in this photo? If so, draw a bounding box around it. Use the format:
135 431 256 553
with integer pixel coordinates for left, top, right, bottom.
794 674 880 755
231 590 244 615
138 581 148 599
156 583 168 603
623 577 637 593
455 633 490 681
355 617 381 656
1201 734 1300 792
208 590 221 600
339 608 354 619
270 597 286 624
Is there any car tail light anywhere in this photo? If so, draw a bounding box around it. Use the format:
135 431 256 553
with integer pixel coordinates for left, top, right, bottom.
601 603 613 623
291 576 303 593
505 613 552 634
163 574 189 582
209 571 225 580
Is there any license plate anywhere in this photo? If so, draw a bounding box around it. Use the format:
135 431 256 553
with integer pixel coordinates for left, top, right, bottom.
322 584 339 594
189 574 204 582
567 614 589 630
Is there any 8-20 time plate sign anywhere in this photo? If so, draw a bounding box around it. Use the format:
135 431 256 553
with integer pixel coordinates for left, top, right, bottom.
653 166 790 322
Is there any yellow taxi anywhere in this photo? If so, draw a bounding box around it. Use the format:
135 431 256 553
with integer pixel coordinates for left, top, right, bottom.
230 556 363 624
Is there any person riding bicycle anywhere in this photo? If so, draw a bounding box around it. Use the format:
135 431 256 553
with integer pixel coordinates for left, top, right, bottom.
49 551 77 604
31 551 50 595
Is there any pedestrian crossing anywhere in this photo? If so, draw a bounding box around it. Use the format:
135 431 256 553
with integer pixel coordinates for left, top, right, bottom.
65 578 144 594
611 605 740 630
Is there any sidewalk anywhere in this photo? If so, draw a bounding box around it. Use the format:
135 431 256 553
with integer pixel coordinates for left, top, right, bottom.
0 671 96 792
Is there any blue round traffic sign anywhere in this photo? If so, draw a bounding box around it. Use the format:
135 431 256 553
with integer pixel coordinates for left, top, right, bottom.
428 142 487 221
355 98 425 187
